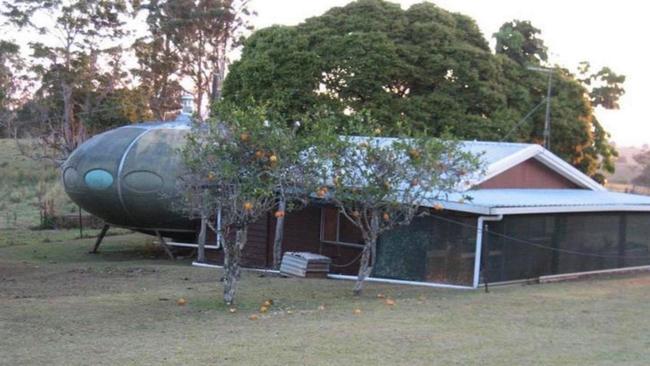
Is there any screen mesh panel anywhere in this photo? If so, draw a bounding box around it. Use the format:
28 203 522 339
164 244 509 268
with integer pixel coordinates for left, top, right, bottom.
374 215 477 286
484 212 650 283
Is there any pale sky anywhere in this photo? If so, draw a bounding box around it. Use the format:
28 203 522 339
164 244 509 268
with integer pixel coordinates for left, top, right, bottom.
249 0 650 147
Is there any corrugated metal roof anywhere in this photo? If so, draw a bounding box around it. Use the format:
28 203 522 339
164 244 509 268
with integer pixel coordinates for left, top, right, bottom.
347 136 532 167
459 141 532 167
437 189 650 215
345 136 604 191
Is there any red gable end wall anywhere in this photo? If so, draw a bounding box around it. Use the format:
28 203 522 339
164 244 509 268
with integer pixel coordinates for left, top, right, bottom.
478 158 581 189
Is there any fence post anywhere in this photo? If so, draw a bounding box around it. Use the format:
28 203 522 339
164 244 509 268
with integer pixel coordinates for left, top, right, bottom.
78 205 83 238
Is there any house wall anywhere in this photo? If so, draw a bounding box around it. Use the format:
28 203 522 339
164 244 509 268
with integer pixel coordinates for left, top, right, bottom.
206 205 363 275
204 206 650 286
478 158 581 189
206 216 271 268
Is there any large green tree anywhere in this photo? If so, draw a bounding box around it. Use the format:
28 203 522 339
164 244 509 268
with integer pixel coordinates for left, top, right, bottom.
136 0 253 117
223 0 624 180
0 40 25 137
225 0 504 137
494 21 623 182
2 0 131 162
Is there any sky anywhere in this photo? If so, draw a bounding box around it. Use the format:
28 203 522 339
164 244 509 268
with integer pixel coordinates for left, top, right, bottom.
249 0 650 147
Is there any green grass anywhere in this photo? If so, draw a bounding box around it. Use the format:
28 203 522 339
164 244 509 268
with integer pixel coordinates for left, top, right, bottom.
0 139 78 229
1 229 649 365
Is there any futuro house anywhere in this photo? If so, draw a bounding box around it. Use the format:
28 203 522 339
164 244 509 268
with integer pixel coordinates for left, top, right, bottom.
62 108 196 241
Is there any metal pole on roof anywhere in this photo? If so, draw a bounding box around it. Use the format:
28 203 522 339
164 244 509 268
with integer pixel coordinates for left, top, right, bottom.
527 66 554 150
543 72 553 150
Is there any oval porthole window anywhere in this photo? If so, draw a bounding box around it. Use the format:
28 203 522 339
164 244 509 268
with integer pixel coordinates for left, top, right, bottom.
123 170 164 193
84 169 114 190
63 167 79 190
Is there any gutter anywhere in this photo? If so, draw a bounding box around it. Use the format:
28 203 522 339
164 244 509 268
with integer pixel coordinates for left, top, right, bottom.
473 214 503 288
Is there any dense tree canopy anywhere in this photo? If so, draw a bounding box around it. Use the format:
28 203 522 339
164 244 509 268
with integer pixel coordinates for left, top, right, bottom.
223 0 624 180
0 40 24 136
136 0 253 117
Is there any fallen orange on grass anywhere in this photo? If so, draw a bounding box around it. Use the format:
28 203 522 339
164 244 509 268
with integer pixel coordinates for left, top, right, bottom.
384 298 396 306
177 298 187 306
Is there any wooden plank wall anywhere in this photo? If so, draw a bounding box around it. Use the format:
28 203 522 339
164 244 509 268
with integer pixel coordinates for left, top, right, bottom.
478 158 581 189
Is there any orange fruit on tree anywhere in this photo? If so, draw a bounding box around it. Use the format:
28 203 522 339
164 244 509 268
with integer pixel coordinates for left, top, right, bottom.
243 201 254 211
274 211 285 218
408 148 420 159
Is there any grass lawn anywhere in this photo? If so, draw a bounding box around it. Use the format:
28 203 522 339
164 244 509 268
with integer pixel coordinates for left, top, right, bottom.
1 229 649 365
0 139 79 230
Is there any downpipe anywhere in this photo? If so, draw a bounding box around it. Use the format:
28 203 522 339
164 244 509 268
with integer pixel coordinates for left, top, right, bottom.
473 214 503 288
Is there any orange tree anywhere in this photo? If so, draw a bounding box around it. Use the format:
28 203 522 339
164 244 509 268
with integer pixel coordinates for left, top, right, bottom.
180 105 323 304
323 119 481 295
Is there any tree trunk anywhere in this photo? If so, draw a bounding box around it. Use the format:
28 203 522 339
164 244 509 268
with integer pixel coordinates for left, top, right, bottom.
353 211 379 296
272 199 286 269
223 227 247 305
61 82 74 152
353 242 374 296
197 215 207 263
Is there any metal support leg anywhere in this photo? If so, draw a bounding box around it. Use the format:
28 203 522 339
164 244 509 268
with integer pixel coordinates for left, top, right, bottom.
90 224 110 254
155 230 176 260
